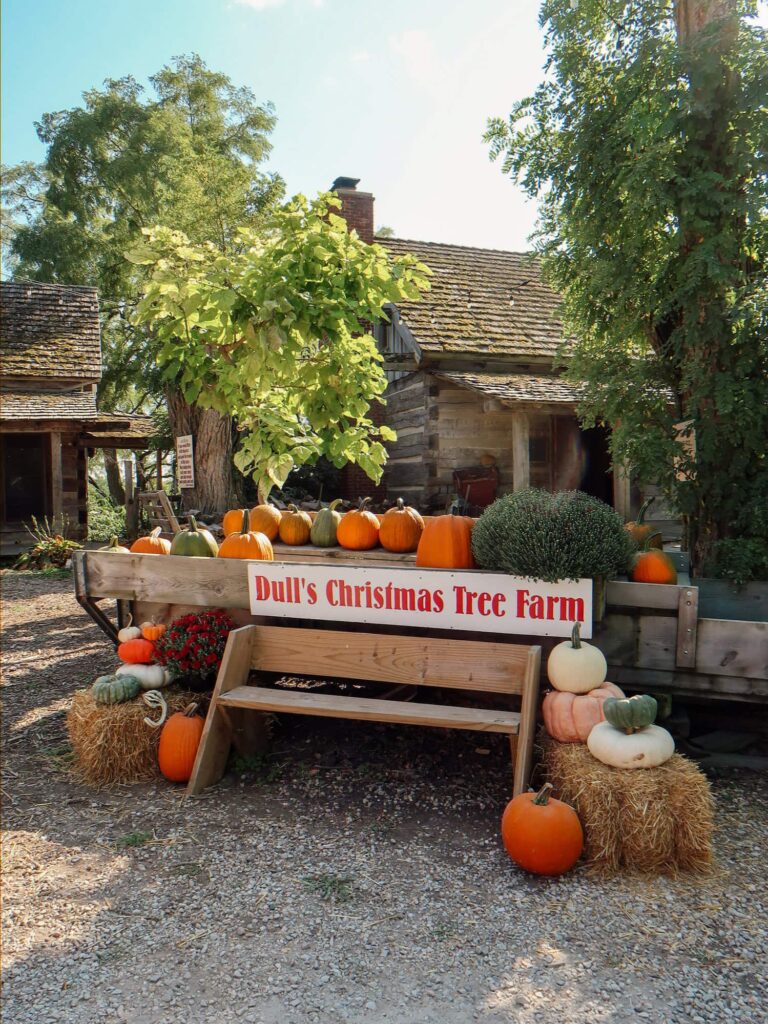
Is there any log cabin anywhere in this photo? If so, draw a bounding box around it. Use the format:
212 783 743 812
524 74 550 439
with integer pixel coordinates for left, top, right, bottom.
333 178 677 538
0 281 150 556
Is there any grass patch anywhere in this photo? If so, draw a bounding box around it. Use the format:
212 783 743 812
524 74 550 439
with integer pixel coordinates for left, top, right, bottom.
116 830 153 849
230 752 283 784
302 873 354 903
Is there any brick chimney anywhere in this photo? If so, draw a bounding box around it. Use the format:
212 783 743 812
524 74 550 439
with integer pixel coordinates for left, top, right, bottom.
331 176 374 244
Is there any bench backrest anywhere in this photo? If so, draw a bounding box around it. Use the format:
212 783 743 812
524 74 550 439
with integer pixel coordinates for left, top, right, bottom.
245 624 539 696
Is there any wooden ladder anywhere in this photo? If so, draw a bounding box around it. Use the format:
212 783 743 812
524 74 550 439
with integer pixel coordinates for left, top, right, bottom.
188 624 541 798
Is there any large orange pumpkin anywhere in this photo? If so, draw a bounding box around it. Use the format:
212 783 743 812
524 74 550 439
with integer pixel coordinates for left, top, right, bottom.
337 498 380 550
222 508 249 537
416 512 475 569
217 510 274 560
117 637 156 664
542 682 625 743
501 783 584 876
379 498 424 553
631 549 677 584
248 503 282 541
130 527 171 555
278 505 312 546
158 703 205 783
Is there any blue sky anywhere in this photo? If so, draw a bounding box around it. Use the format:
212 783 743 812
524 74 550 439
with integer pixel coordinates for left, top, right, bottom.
2 0 551 250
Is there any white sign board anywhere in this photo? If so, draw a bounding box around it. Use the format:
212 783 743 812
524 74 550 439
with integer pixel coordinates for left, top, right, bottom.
176 435 195 489
248 562 592 637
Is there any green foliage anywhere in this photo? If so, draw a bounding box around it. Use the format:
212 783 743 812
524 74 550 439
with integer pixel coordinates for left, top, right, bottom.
13 516 82 570
130 193 431 500
87 485 126 541
472 489 635 582
116 830 153 849
302 873 354 903
485 3 768 576
2 54 283 412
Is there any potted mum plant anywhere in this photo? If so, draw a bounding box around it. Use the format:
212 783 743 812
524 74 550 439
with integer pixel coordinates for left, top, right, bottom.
153 609 235 692
471 489 635 619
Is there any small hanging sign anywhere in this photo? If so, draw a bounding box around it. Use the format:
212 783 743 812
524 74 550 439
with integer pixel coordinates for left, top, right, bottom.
176 435 195 489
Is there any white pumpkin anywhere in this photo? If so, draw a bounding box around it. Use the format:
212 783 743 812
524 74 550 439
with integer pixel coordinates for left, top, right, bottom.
587 721 675 769
547 622 607 694
117 614 142 643
116 663 169 690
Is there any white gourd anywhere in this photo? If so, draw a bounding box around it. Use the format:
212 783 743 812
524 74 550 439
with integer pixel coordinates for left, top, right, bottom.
116 663 169 690
143 689 169 728
117 613 142 643
587 721 675 769
547 622 607 694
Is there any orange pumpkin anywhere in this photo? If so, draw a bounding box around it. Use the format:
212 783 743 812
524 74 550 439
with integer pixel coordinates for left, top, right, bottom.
141 622 167 643
416 512 475 569
379 498 425 553
278 505 312 546
631 549 677 584
117 637 156 665
130 527 171 555
501 782 584 876
249 503 282 541
542 682 625 743
218 510 274 560
158 703 205 783
222 508 249 537
337 497 380 551
625 497 663 549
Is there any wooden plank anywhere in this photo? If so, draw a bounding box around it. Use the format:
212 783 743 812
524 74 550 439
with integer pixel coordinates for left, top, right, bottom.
676 586 698 669
218 685 521 733
513 646 541 796
512 412 530 491
698 580 768 622
606 580 692 611
187 626 257 795
607 665 768 701
695 618 768 680
248 625 531 693
50 432 63 522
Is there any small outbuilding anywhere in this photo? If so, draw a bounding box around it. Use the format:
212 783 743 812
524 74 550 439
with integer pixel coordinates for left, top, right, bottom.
0 281 150 554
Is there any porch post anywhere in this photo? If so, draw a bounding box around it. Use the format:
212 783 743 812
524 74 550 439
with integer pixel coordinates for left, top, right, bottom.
50 431 63 525
613 462 632 519
512 411 530 491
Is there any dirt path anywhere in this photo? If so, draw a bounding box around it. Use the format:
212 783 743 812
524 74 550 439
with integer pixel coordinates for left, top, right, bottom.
2 570 766 1024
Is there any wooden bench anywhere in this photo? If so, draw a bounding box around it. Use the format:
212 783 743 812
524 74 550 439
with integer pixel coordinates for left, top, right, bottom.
188 625 542 798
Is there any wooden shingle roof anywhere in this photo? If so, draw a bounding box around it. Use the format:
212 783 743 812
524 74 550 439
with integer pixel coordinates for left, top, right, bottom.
0 388 98 420
0 281 101 380
380 238 565 359
433 371 582 406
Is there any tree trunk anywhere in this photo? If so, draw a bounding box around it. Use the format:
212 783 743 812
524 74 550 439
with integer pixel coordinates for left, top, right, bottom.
103 449 125 506
165 387 242 514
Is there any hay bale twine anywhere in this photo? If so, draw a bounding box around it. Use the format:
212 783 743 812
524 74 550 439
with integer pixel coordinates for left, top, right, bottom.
539 731 714 876
67 689 206 788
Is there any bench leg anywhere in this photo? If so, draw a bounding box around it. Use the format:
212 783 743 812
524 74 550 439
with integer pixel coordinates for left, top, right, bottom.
512 646 541 796
187 703 233 795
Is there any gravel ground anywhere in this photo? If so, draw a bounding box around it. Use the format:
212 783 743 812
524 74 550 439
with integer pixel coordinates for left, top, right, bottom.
2 569 767 1024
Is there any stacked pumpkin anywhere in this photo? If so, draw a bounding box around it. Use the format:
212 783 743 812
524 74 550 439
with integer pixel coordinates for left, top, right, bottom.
543 623 675 769
91 616 171 705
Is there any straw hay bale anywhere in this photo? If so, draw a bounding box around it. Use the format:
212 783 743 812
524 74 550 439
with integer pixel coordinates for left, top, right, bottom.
67 689 205 788
539 731 714 876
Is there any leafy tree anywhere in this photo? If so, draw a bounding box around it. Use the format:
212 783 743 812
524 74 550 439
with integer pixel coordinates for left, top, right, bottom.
130 193 431 502
2 54 283 511
485 1 768 578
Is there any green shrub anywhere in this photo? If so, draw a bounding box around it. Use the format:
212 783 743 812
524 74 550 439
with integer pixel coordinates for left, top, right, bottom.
88 485 126 541
472 489 635 582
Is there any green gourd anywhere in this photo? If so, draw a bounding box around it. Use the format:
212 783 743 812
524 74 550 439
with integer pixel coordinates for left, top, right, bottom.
170 515 219 557
92 673 141 705
99 536 131 554
603 693 658 734
310 499 343 548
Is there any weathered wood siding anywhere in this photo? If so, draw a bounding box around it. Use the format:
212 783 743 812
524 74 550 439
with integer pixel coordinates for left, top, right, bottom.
382 373 429 504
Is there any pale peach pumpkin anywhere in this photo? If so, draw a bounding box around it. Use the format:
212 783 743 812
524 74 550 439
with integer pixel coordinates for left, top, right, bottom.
542 682 625 743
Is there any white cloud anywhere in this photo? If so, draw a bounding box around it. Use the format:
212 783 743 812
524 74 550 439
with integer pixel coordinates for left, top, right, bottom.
234 0 286 9
350 50 371 64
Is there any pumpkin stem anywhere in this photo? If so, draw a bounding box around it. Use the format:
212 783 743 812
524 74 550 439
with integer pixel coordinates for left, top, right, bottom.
396 497 405 510
183 702 199 717
288 504 299 513
359 496 372 510
571 622 582 649
531 782 554 806
150 527 162 539
187 516 199 533
240 510 250 535
634 496 655 526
